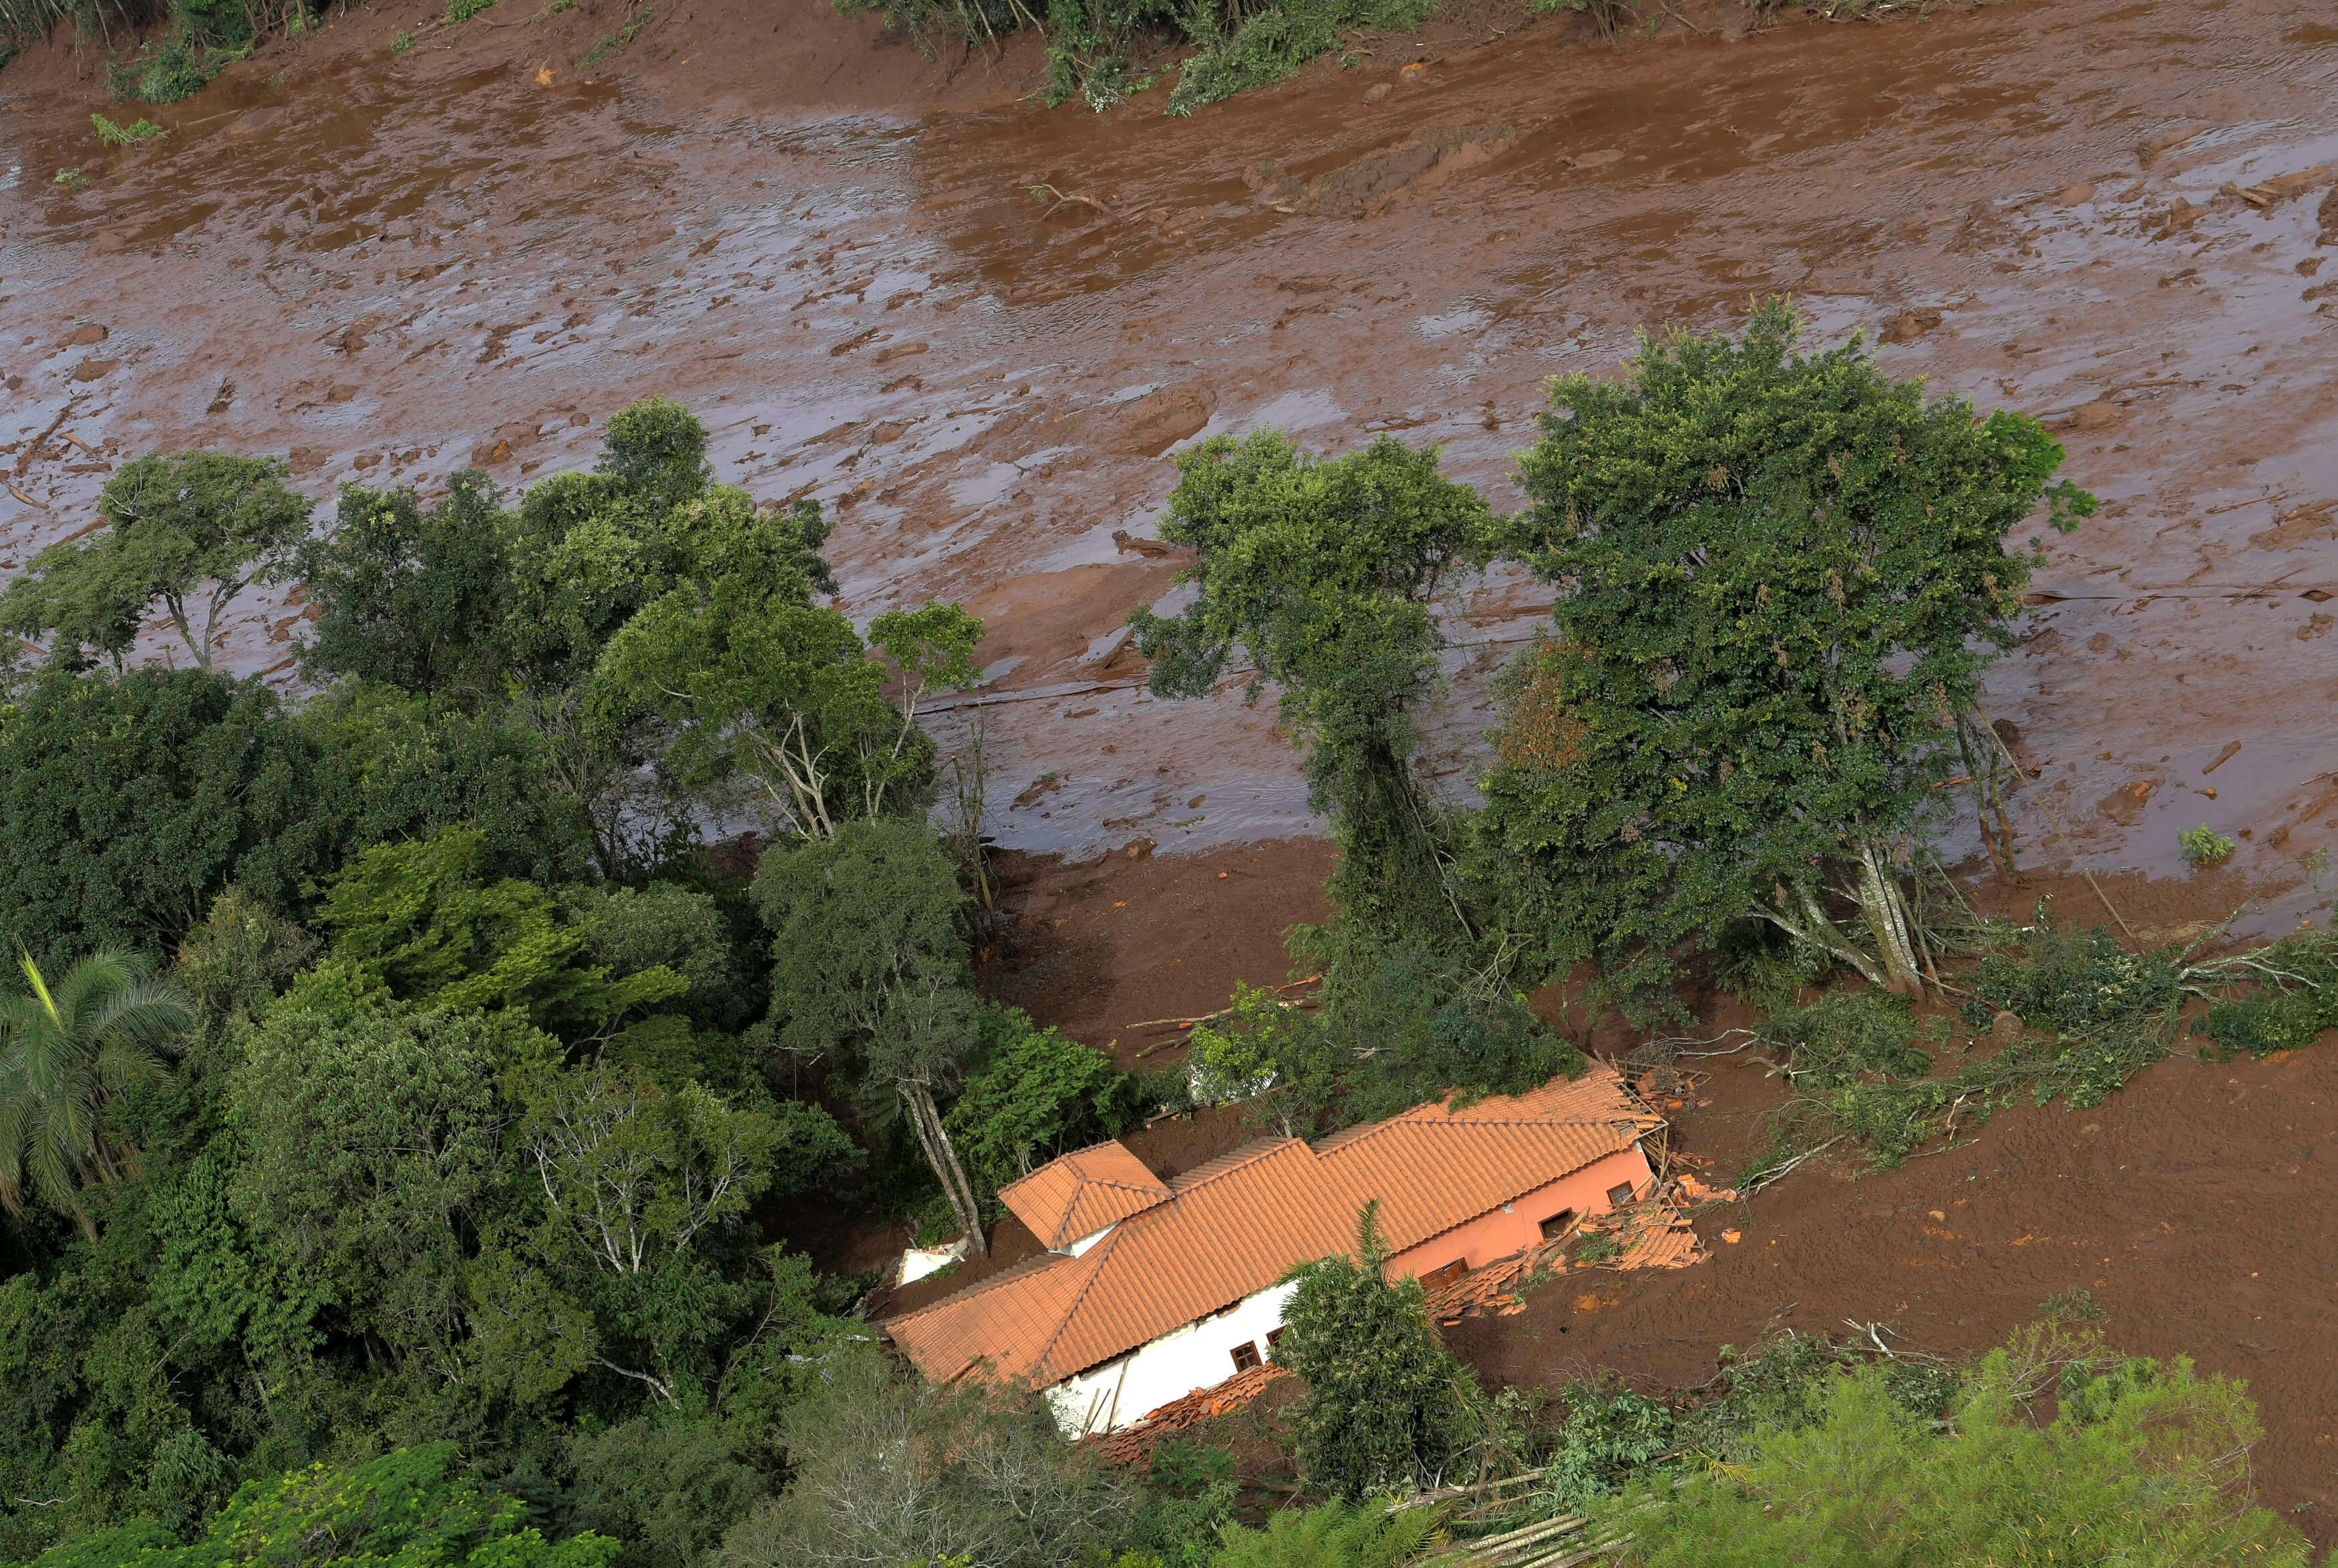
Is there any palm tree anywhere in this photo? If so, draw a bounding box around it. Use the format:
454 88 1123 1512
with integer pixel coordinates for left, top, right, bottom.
0 949 192 1241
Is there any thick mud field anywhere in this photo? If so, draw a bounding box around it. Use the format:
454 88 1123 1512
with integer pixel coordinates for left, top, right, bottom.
7 0 2338 886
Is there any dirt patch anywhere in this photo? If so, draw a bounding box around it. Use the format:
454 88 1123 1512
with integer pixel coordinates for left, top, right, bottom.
959 561 1182 692
1106 384 1216 456
1448 1034 2338 1549
979 836 1337 1066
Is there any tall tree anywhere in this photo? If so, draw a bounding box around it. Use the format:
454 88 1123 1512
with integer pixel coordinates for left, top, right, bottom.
1277 1201 1481 1499
0 950 192 1240
0 453 309 672
753 820 988 1253
1486 302 2094 1009
1130 430 1494 945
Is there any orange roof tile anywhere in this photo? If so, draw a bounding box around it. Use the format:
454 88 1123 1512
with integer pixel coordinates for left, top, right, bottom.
999 1141 1173 1250
887 1064 1660 1390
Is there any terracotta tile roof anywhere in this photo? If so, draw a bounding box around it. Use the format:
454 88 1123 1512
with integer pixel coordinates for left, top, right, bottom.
999 1141 1173 1250
887 1064 1660 1390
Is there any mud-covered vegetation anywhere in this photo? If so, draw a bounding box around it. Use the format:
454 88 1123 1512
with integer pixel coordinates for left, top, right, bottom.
1146 303 2338 1185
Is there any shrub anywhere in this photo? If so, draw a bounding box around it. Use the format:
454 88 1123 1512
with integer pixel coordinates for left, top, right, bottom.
2178 823 2236 864
1205 1499 1434 1567
1277 1202 1481 1497
1599 1343 2310 1565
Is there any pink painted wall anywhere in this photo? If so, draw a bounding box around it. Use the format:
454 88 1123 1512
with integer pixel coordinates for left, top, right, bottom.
1384 1144 1656 1282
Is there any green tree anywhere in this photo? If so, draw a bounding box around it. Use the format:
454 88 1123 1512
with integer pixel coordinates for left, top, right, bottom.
1486 303 2094 1011
297 472 514 700
1129 431 1494 947
752 820 987 1252
943 1005 1133 1199
0 670 331 956
1276 1201 1479 1499
1601 1342 2309 1566
716 1348 1127 1568
10 1444 623 1568
593 492 975 843
0 952 192 1241
314 825 685 1039
0 453 309 672
230 1004 505 1374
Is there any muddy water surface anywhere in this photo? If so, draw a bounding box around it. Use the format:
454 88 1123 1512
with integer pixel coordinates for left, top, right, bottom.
5 0 2338 894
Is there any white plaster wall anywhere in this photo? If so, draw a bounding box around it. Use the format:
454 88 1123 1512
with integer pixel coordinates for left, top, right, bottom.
1047 1280 1300 1438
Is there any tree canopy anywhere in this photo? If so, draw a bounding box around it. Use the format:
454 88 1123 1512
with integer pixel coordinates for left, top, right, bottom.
1479 301 2093 1012
0 454 308 674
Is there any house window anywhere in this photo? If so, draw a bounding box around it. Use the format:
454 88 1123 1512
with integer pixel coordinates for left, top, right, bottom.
1419 1257 1468 1290
1606 1182 1636 1207
1230 1340 1262 1373
1539 1208 1578 1241
1265 1327 1285 1357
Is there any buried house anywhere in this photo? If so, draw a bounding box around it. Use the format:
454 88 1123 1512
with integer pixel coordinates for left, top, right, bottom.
884 1062 1664 1437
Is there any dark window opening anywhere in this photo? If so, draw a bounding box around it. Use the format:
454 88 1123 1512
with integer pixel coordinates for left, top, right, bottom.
1606 1182 1636 1207
1539 1208 1579 1241
1230 1340 1262 1372
1265 1327 1285 1356
1419 1257 1468 1290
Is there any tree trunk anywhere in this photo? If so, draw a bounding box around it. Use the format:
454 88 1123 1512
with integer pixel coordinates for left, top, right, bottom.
901 1081 987 1256
1853 838 1925 998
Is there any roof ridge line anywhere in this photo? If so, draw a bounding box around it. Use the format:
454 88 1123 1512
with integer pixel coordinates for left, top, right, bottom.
885 1249 1079 1327
1026 1226 1124 1379
1168 1136 1308 1193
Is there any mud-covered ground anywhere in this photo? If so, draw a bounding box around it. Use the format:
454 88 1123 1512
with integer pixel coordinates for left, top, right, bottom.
11 0 2338 1543
8 0 2338 885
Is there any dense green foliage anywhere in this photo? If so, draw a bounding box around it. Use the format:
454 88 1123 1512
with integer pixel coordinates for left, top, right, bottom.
0 669 584 962
1275 1203 1481 1498
1480 301 2093 1015
1598 1341 2309 1565
11 1444 620 1568
0 401 985 1568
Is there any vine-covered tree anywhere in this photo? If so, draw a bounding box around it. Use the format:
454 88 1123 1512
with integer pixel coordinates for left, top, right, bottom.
1482 302 2094 1012
1130 430 1494 946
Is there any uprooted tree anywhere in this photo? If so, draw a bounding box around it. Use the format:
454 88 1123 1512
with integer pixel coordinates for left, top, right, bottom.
1479 300 2096 1016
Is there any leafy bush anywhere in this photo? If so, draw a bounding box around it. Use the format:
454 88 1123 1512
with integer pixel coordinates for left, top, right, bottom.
1205 1499 1434 1567
1599 1342 2309 1565
944 1004 1138 1201
2178 823 2236 864
2194 928 2338 1058
90 114 164 145
1542 1382 1675 1516
1167 0 1430 115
